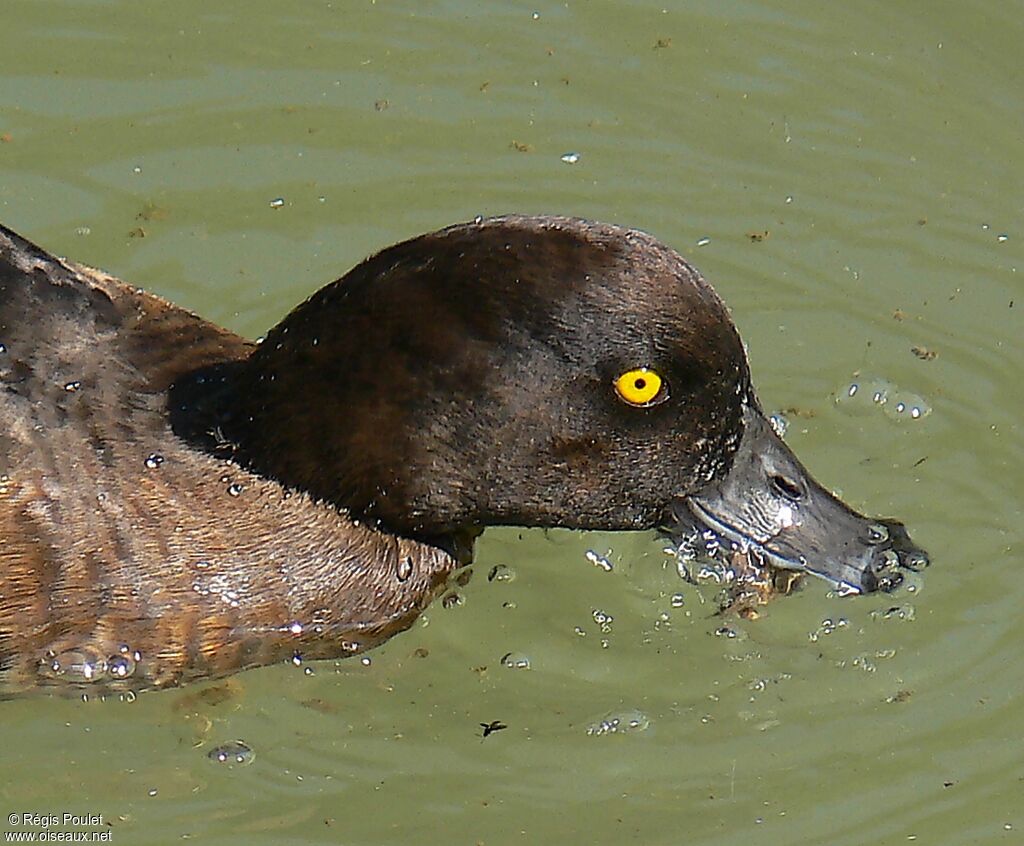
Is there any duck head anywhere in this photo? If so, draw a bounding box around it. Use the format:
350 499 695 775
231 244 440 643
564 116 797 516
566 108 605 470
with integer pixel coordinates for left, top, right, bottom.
217 215 926 594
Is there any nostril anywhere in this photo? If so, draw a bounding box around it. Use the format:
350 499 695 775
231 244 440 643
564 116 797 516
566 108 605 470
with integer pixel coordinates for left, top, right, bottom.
769 473 804 501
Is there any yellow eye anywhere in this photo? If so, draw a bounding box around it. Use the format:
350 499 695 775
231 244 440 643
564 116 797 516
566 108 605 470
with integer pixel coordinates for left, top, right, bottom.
614 368 666 407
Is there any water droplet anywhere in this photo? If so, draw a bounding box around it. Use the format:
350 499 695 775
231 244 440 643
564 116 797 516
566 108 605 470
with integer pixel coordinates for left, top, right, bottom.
64 380 82 392
500 652 531 670
227 483 244 497
144 453 164 469
39 648 106 683
107 653 136 678
207 740 255 766
396 556 413 582
866 523 889 544
487 564 516 582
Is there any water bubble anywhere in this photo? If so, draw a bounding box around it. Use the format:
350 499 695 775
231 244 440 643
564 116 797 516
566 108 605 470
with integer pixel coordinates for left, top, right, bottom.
269 197 285 209
866 523 890 544
441 592 463 609
592 609 614 633
107 653 136 679
835 376 930 423
288 621 304 635
487 564 516 582
64 381 82 392
560 152 580 164
585 709 650 737
585 549 614 572
227 482 244 497
834 377 889 414
144 453 164 469
670 593 685 608
696 236 711 247
0 342 7 353
882 391 931 422
291 652 303 666
500 652 531 670
39 648 106 683
396 556 413 582
207 740 255 766
870 604 916 622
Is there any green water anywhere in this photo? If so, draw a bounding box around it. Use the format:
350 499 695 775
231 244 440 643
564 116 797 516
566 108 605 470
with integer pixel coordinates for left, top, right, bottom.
1 1 1021 844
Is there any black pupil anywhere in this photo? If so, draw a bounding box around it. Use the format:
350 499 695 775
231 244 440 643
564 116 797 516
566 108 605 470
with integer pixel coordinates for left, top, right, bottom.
634 378 646 390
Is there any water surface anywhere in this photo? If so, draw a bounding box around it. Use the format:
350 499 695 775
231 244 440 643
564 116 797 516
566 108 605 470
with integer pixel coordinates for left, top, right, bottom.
0 1 1020 844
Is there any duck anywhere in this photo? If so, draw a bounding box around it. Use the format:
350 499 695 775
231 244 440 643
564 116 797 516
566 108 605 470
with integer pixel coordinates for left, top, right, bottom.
0 215 928 694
